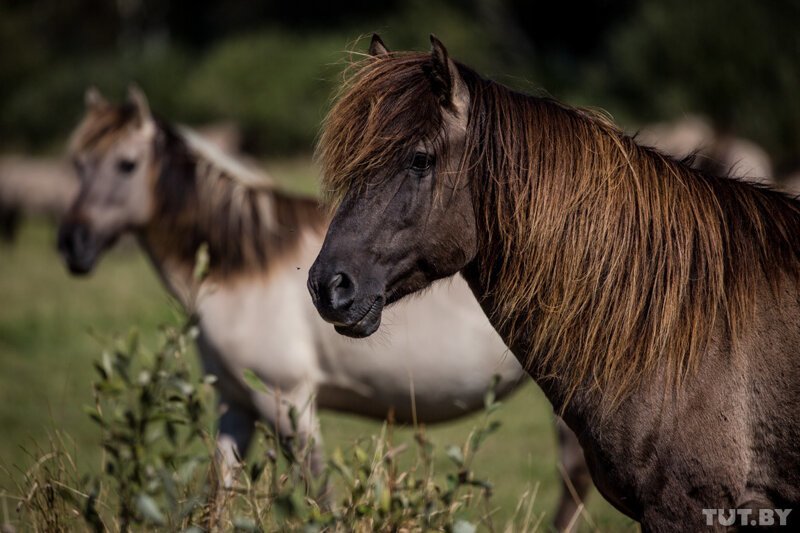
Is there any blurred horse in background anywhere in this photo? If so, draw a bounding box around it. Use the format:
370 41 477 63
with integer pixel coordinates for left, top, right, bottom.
57 87 586 516
0 156 78 243
0 124 238 246
636 115 773 183
782 171 800 197
636 116 800 199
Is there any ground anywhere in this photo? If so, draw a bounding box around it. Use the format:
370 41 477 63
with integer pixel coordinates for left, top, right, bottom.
0 159 634 530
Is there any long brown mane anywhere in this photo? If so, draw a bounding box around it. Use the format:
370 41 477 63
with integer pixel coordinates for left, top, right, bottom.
318 54 452 207
319 52 800 410
70 107 326 279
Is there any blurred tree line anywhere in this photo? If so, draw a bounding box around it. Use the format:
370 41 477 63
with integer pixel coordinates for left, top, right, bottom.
0 0 798 173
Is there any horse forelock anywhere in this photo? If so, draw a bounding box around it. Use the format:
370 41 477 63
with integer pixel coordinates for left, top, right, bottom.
317 53 448 209
68 104 140 156
320 53 800 413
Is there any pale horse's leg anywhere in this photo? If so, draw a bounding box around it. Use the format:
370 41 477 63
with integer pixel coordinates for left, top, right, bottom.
553 416 593 532
252 385 330 504
206 401 256 529
216 402 257 487
196 332 257 490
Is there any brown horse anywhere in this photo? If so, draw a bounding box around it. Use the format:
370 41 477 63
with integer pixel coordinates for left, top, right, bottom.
308 35 800 531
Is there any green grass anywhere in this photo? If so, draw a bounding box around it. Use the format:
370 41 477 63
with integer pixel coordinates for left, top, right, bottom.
0 210 634 531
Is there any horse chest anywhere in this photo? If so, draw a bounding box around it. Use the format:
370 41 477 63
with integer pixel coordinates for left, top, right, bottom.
194 275 321 400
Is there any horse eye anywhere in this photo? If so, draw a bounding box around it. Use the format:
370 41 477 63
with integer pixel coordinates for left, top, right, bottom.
411 152 434 172
117 159 137 175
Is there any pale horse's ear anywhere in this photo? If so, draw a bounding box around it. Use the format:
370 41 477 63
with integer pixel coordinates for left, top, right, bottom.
84 86 109 111
127 84 152 126
368 33 390 56
427 34 468 117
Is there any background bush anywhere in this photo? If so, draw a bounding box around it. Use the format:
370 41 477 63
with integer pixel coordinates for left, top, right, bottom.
1 0 797 171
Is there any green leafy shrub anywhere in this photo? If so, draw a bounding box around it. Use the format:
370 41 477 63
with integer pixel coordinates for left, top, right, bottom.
6 311 542 532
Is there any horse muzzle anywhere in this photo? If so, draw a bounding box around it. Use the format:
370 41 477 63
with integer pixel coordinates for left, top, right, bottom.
307 264 386 338
57 221 102 275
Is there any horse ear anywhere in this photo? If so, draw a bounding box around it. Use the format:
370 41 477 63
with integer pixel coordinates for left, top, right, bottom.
127 84 152 125
85 86 108 111
368 33 390 56
427 35 468 116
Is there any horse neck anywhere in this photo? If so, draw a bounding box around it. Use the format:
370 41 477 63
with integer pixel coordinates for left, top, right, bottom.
461 258 554 375
137 128 327 309
461 91 800 420
134 129 198 307
136 231 197 309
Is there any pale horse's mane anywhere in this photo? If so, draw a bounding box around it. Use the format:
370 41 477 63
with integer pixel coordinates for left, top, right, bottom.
176 125 275 189
150 123 326 279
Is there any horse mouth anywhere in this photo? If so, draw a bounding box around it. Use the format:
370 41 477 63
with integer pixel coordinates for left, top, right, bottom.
57 227 119 277
64 255 97 275
334 296 385 338
59 240 100 275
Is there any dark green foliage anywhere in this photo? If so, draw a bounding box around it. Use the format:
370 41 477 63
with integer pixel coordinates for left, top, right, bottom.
2 1 795 168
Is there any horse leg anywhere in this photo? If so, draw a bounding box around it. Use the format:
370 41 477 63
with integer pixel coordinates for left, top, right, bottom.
552 416 593 532
216 403 257 486
290 412 331 506
207 403 256 527
254 389 331 506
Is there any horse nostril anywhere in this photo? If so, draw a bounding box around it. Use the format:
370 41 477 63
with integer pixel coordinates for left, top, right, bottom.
328 273 343 290
57 223 89 258
329 271 356 310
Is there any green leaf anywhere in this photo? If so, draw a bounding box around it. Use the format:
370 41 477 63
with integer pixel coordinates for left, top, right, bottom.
127 328 140 355
446 445 464 467
484 374 501 408
242 369 270 393
136 493 166 526
232 517 259 531
193 242 210 281
177 457 202 485
453 519 477 533
83 406 106 427
329 447 354 487
353 445 369 464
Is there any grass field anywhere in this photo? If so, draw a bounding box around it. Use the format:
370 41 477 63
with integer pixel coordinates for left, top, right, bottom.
0 163 634 531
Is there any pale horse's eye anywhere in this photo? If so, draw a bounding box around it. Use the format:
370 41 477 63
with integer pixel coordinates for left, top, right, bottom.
116 158 137 175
